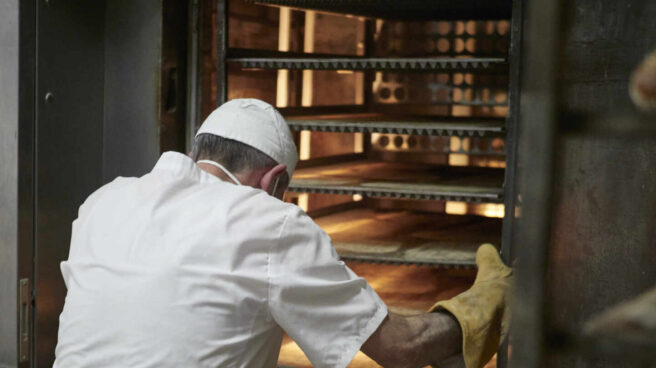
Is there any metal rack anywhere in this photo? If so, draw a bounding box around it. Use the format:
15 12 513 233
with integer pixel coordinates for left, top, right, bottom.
214 0 521 269
285 114 506 136
228 54 507 71
317 208 502 267
214 1 522 366
290 160 504 202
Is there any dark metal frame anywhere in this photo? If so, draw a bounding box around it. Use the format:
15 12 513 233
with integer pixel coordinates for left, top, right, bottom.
500 0 523 265
187 0 202 149
498 0 526 362
216 0 229 107
508 0 562 366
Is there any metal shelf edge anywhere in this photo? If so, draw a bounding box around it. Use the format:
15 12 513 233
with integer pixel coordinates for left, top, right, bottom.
339 253 476 269
286 120 506 137
287 185 504 202
228 57 507 71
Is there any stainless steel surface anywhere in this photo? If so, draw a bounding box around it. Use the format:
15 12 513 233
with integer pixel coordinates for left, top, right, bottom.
16 0 37 365
249 0 512 20
286 114 505 136
35 1 106 366
33 1 163 365
0 0 19 362
0 0 35 366
103 0 162 180
229 56 507 71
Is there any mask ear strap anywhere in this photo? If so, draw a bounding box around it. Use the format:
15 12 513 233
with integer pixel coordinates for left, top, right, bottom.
196 160 242 185
271 177 280 196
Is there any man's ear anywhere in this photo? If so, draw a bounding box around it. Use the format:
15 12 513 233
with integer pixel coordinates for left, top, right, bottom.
188 151 193 158
260 164 287 198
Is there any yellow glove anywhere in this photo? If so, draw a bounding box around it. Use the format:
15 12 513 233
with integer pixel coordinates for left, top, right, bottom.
429 244 513 368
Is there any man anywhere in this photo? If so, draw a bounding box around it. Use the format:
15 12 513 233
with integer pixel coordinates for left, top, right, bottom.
54 98 513 368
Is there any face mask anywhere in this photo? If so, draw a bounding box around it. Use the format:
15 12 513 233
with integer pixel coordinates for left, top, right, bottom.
197 160 281 197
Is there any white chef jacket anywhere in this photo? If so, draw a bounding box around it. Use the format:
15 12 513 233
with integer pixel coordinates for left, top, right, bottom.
54 151 387 368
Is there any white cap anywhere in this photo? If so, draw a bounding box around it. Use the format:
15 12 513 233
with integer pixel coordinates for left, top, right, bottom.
195 99 298 179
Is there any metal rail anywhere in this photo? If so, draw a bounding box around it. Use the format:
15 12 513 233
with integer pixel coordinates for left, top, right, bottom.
289 183 503 202
228 56 507 71
339 250 477 268
286 117 506 137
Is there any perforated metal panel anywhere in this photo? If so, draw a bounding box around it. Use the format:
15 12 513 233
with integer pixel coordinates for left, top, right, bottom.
373 20 510 110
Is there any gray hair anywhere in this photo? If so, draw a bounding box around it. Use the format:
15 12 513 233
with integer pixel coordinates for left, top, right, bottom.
191 133 289 187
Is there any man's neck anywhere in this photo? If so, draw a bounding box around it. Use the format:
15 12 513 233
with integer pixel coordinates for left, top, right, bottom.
196 162 262 187
197 162 241 185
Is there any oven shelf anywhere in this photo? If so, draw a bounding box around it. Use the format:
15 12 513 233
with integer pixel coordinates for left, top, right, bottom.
317 208 501 268
286 113 506 137
248 0 512 21
228 55 506 71
290 160 504 202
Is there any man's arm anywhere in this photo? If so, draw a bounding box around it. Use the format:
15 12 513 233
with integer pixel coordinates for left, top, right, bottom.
361 311 462 368
361 244 514 368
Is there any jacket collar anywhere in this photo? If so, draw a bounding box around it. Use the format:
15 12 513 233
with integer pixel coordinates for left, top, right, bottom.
151 151 221 184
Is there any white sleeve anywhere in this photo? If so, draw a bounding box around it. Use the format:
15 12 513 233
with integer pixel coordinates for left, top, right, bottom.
268 206 388 368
